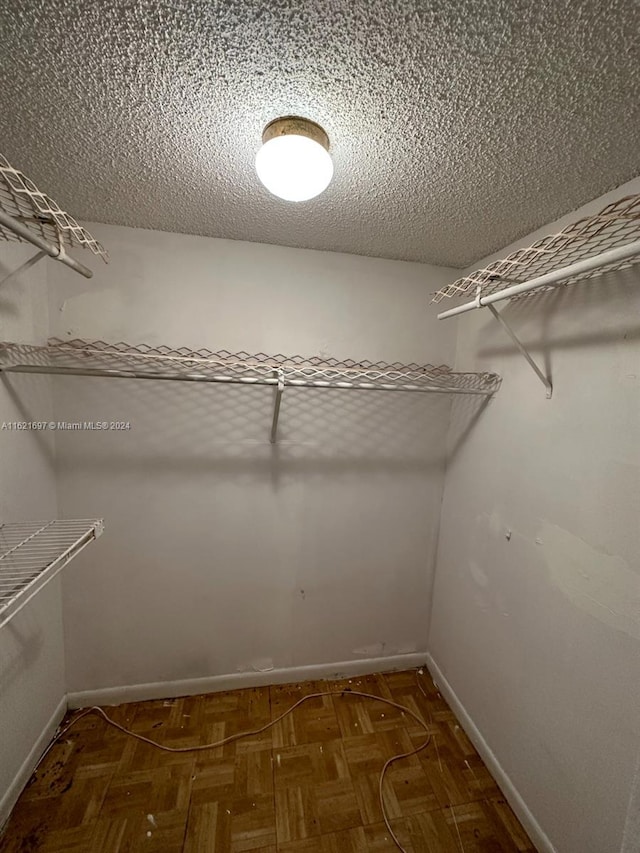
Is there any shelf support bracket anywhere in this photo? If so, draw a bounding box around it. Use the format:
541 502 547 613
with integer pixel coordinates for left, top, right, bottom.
487 304 553 398
0 250 47 287
0 209 94 279
270 369 285 443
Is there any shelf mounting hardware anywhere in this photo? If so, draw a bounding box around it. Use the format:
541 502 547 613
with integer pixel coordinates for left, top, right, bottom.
0 208 95 279
270 369 285 444
0 249 47 288
0 154 108 279
486 304 552 398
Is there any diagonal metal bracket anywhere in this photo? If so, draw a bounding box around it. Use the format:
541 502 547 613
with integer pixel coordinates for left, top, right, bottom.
270 369 285 443
0 250 47 287
487 304 553 398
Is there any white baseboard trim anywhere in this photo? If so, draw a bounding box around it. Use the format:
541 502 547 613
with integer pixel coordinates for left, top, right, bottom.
67 652 427 709
425 654 556 853
0 695 67 829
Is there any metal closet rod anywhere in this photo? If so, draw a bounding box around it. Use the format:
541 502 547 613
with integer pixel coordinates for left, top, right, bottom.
0 364 494 395
437 238 640 320
0 208 93 279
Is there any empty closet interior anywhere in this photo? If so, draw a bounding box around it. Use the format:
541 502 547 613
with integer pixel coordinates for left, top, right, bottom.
1 2 639 852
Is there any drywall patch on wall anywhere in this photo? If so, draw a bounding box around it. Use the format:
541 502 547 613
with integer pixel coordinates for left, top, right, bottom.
467 509 514 613
540 520 640 641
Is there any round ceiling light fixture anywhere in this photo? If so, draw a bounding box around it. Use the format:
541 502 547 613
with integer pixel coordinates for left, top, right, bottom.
255 116 333 202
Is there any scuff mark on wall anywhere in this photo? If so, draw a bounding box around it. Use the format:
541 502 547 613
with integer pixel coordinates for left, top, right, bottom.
55 287 126 334
250 658 275 673
395 643 419 655
237 659 275 673
487 509 504 536
469 561 489 588
349 643 419 658
352 642 386 657
468 558 491 612
540 520 640 640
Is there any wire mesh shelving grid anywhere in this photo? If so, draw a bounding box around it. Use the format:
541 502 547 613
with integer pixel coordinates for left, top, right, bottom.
0 338 501 396
432 193 640 304
0 154 108 261
0 519 103 629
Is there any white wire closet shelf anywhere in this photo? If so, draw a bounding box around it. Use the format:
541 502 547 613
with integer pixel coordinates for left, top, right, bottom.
0 338 501 442
432 192 640 399
432 193 640 317
0 337 501 393
0 519 103 629
0 153 108 281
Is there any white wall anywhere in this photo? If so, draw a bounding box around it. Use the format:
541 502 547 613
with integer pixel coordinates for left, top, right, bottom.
0 245 65 824
430 178 640 853
48 226 460 697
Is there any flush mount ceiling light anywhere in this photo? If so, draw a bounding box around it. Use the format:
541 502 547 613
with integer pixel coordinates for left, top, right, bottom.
255 116 334 202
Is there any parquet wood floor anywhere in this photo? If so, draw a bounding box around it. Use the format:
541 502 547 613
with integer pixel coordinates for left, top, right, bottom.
0 670 537 852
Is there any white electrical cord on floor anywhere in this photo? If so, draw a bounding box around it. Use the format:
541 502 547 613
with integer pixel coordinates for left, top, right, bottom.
39 669 435 853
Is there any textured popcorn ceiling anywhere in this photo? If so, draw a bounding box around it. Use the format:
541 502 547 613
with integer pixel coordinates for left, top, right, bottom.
0 0 638 267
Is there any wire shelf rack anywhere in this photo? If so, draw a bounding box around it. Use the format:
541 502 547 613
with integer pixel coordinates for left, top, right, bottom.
0 155 108 261
0 519 103 629
0 153 108 279
432 193 640 305
0 337 501 396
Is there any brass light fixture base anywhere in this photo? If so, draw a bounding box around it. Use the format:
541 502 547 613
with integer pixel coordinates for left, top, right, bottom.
262 116 330 151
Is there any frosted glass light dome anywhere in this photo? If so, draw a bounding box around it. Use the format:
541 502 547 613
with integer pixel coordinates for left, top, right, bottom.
255 117 333 202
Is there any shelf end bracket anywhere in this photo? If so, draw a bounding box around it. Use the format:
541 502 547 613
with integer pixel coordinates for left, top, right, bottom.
487 304 553 398
270 369 285 443
0 250 48 288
